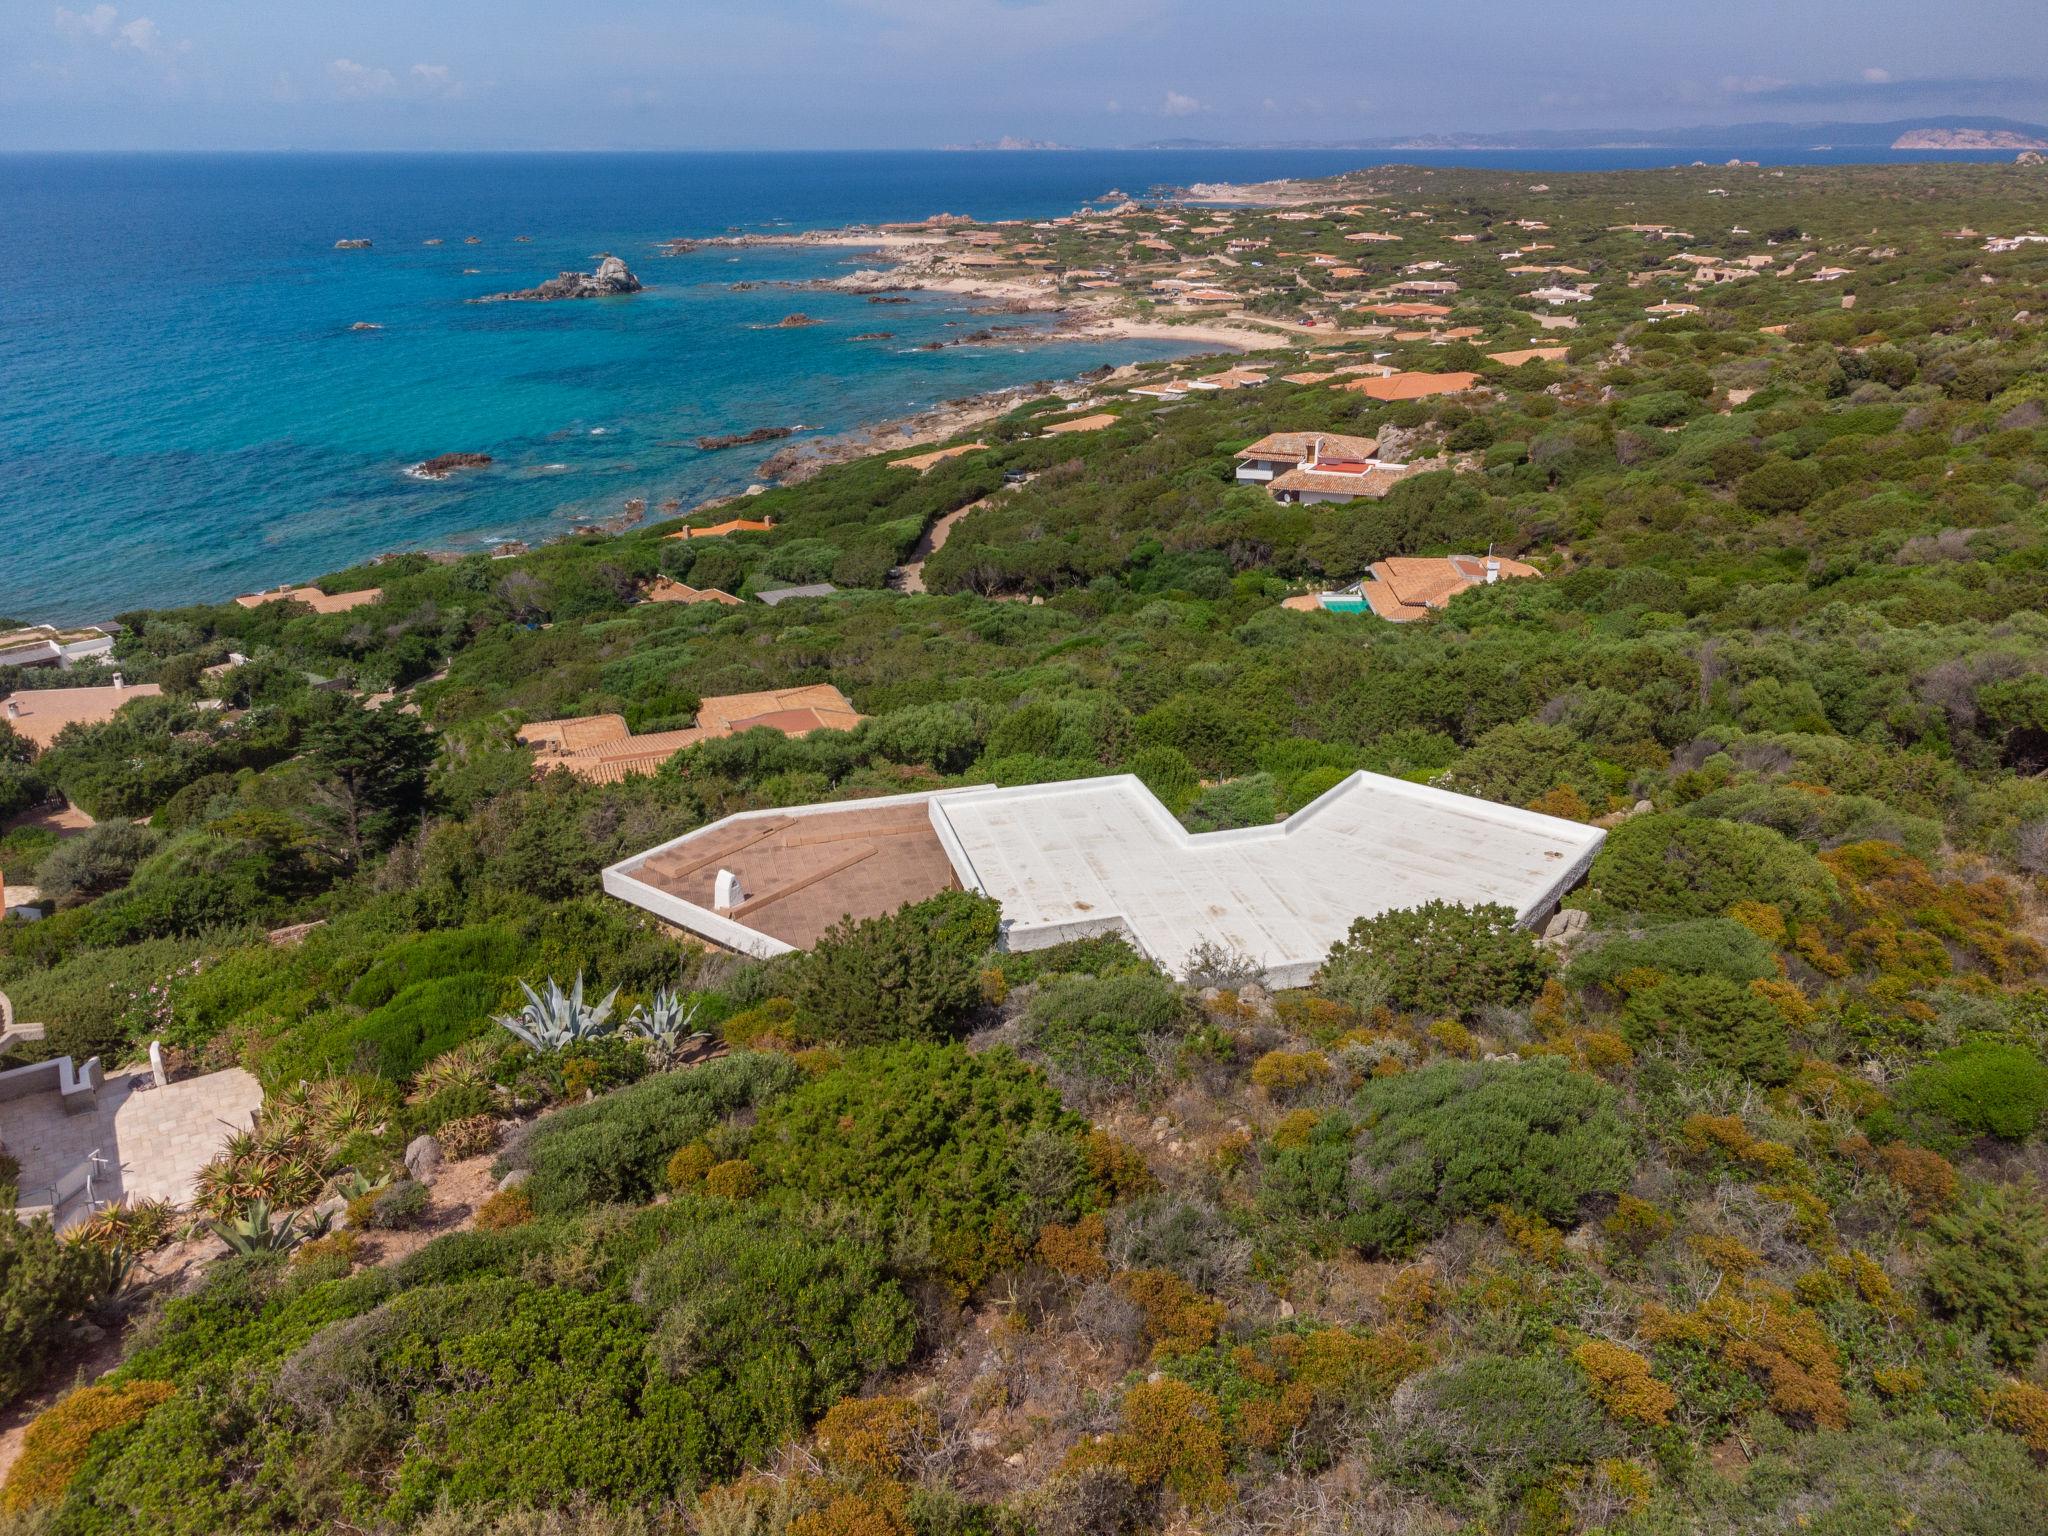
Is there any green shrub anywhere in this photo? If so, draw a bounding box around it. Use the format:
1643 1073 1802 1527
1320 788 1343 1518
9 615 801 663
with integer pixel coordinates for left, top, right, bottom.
0 1216 99 1403
1895 1041 2048 1143
1183 774 1279 832
1021 970 1188 1098
1568 918 1779 992
790 890 1000 1045
1387 1353 1617 1509
345 926 530 1010
361 1180 430 1231
1621 975 1796 1083
750 1041 1086 1289
1317 901 1548 1019
1440 721 1604 809
1588 814 1837 922
511 1051 802 1213
1922 1183 2048 1367
1331 1060 1631 1256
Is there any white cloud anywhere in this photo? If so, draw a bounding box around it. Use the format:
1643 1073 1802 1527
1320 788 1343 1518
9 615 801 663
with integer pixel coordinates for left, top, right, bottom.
410 63 464 97
1104 98 1120 114
329 57 398 98
1862 67 1893 84
53 5 117 42
115 16 157 52
1162 90 1200 118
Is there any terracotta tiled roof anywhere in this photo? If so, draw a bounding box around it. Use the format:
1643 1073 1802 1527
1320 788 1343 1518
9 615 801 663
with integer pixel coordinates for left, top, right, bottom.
664 518 774 541
233 585 382 615
1487 347 1570 366
890 443 987 473
516 714 632 754
1341 371 1479 401
1041 413 1119 435
1360 554 1542 619
1236 431 1381 464
0 684 163 752
643 578 742 606
1270 466 1411 498
522 686 865 783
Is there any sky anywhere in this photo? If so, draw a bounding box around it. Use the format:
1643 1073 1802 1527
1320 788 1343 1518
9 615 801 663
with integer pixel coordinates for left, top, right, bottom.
3 0 2045 151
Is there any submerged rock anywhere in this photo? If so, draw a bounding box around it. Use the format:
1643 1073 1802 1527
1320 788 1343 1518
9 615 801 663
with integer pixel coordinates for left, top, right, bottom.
472 255 643 303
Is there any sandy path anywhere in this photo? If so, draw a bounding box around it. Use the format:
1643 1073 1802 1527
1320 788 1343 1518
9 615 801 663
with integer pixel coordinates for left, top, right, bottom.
890 494 993 594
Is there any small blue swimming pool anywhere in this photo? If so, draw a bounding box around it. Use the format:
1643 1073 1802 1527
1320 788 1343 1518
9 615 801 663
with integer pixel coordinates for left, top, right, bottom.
1320 597 1369 613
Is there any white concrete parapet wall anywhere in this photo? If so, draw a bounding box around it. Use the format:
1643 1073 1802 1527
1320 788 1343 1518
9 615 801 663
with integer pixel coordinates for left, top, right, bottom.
604 772 1605 988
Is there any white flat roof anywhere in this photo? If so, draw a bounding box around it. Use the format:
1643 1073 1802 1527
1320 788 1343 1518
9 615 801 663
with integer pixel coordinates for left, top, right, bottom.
604 772 1604 988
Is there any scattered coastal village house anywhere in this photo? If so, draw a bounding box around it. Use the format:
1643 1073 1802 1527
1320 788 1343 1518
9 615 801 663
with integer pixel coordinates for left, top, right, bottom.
517 684 864 785
0 679 163 754
0 624 119 670
601 772 1605 988
1295 553 1541 622
663 517 774 541
1233 432 1412 506
642 577 741 607
1525 285 1595 305
233 585 382 615
1338 370 1480 402
1487 347 1571 367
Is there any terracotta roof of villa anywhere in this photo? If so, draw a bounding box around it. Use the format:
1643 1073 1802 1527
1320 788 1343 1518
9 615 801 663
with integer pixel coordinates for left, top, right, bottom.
1236 431 1381 463
233 585 382 614
1364 554 1541 621
1341 371 1480 401
1487 347 1571 366
522 686 865 784
890 443 987 473
1269 465 1412 498
0 683 164 752
664 518 774 541
1041 413 1119 435
642 578 742 606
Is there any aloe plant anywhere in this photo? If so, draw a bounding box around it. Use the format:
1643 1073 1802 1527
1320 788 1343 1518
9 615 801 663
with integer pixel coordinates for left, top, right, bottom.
495 973 621 1052
208 1199 330 1256
627 988 709 1067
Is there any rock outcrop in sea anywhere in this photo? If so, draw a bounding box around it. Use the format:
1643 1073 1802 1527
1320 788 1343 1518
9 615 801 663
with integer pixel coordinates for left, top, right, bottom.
334 238 372 250
409 452 494 480
470 256 643 304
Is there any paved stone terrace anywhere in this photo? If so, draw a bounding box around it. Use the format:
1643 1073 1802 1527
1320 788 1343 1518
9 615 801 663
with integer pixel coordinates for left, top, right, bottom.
3 1066 263 1225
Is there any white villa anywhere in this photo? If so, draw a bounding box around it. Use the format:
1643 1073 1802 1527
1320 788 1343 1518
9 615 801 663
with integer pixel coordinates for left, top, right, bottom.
603 773 1605 988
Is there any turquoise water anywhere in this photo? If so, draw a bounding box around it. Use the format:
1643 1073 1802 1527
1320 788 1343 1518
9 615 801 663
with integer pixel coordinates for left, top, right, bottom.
1320 597 1370 613
0 148 2006 622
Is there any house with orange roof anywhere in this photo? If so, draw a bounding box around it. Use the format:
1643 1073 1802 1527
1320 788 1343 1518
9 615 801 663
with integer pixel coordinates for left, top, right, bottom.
1487 347 1570 366
519 685 865 784
1041 412 1119 435
890 443 986 473
1234 432 1414 506
1357 555 1539 620
234 585 382 615
1 679 164 754
1361 302 1453 319
642 577 742 606
664 517 774 541
1339 371 1480 402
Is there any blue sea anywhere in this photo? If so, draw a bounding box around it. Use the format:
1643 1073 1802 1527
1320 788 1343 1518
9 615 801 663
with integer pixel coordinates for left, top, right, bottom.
0 147 2016 622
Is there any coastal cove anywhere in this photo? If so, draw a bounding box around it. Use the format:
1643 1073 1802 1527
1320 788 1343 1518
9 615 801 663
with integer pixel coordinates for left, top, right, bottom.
0 146 2023 623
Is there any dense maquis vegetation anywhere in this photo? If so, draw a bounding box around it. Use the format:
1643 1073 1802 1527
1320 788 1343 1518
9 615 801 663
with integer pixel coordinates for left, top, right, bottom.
2 161 2048 1534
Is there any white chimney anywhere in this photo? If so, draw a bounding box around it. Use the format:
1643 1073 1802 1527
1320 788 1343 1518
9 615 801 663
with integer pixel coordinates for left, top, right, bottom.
1485 558 1501 585
4 701 17 719
112 673 124 690
713 869 745 911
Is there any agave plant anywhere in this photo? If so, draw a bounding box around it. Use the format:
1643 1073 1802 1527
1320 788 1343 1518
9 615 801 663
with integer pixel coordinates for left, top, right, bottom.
627 988 709 1068
208 1199 330 1257
496 973 621 1052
